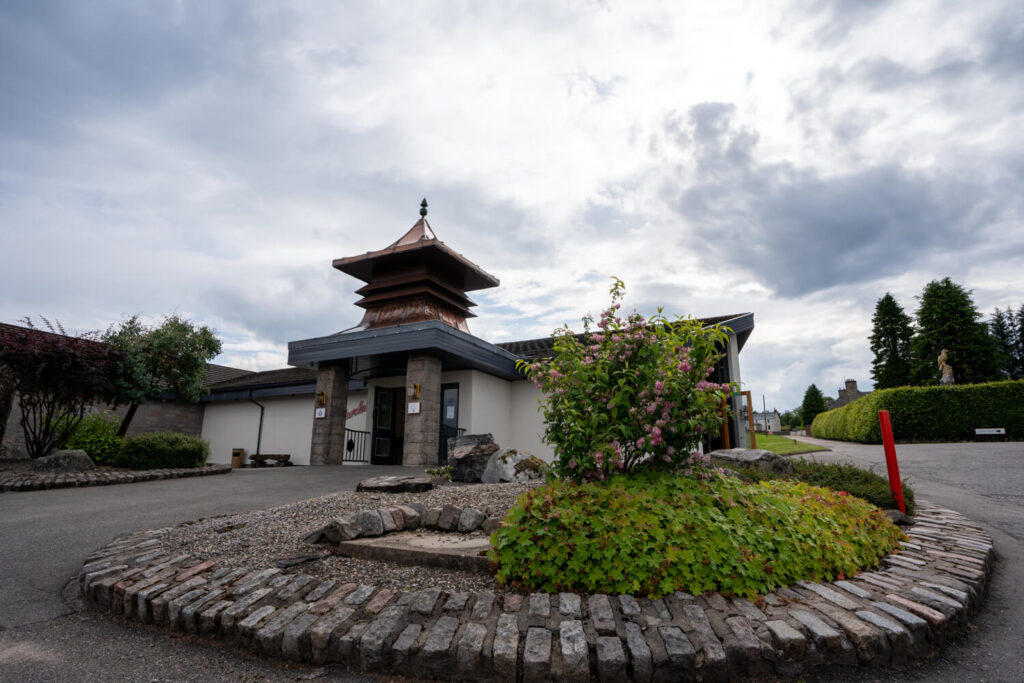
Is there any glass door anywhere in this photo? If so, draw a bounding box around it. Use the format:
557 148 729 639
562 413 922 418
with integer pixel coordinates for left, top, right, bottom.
438 383 459 465
370 387 403 465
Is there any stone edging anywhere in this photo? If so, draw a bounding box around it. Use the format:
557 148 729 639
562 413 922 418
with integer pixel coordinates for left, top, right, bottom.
78 501 993 681
1 464 232 493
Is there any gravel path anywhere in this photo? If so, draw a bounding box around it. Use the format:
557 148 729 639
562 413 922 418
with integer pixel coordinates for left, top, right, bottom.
157 480 541 593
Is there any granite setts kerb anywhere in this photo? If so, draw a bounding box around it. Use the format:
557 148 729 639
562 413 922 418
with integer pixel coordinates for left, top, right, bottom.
79 501 993 681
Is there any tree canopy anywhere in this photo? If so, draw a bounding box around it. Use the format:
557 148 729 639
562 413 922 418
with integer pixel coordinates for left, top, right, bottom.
800 384 827 427
910 278 1000 385
869 292 914 390
103 315 221 436
990 305 1024 380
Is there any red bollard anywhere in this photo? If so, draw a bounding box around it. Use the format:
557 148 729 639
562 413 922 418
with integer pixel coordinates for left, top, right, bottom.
878 410 906 514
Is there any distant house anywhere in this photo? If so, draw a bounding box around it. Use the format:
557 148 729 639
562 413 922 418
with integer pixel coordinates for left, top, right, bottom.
746 409 781 433
825 379 870 410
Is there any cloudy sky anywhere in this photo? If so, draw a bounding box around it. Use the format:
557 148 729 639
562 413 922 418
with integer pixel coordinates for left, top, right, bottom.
2 1 1022 410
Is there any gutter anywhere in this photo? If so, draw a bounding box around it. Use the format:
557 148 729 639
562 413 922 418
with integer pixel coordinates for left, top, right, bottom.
248 391 265 456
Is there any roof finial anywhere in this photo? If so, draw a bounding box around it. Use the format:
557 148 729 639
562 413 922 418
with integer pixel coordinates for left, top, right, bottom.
420 198 428 218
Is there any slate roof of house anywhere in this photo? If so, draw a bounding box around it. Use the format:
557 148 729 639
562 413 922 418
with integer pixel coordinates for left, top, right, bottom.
205 367 316 390
495 313 754 360
202 364 255 387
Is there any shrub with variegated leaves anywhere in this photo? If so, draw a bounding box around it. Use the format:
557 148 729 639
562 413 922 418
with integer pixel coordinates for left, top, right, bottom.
518 278 735 482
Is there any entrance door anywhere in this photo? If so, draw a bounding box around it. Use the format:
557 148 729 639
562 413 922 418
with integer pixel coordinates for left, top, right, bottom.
438 383 459 465
371 387 404 465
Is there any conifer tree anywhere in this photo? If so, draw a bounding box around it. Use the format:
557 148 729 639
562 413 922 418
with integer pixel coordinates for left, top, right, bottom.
911 278 1000 384
991 305 1024 380
801 384 827 427
869 292 914 389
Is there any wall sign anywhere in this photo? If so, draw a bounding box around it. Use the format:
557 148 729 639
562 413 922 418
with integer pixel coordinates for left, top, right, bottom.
407 401 421 414
315 407 326 419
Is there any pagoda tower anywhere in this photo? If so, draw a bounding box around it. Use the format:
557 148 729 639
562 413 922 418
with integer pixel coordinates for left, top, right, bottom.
333 199 498 332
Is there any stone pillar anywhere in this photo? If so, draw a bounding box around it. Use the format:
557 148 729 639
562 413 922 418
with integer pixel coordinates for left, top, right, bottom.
403 353 442 467
310 362 349 465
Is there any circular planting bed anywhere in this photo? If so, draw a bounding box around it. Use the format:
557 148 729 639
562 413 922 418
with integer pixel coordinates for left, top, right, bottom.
79 476 993 681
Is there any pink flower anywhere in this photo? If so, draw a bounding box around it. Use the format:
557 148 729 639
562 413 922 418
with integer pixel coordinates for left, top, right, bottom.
654 380 664 394
662 454 671 463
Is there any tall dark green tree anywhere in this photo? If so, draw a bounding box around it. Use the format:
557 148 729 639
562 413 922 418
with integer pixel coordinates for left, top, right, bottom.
801 384 827 427
991 305 1024 379
910 278 1000 385
869 292 914 389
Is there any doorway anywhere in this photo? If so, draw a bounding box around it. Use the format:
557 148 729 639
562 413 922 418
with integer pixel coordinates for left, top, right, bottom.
371 386 405 465
438 383 459 465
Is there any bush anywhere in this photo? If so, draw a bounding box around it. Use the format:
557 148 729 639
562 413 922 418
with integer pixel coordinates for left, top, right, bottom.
812 379 1024 443
520 278 734 482
119 432 210 469
724 459 915 515
489 472 904 598
63 411 124 465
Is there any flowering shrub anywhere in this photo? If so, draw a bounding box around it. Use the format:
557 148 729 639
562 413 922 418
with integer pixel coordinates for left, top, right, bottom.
519 278 735 482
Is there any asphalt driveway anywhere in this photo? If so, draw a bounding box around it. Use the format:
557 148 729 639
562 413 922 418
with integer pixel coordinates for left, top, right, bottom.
0 464 414 682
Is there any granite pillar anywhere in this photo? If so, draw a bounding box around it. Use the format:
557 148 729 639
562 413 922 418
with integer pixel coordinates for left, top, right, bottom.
310 362 349 465
402 353 441 467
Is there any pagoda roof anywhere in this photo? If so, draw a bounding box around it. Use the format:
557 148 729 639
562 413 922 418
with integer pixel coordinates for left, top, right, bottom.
333 217 499 292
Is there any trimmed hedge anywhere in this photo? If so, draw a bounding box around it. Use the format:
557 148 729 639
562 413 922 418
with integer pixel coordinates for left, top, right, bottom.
811 380 1024 443
120 432 210 470
724 459 915 515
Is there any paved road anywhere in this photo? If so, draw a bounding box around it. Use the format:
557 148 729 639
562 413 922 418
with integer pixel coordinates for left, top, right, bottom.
789 437 1024 683
0 464 414 682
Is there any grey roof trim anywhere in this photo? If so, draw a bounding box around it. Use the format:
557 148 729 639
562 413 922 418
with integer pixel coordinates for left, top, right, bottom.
288 320 523 380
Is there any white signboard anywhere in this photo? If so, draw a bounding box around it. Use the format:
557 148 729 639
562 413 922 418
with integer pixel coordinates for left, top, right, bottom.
975 427 1005 435
314 407 326 419
407 401 421 414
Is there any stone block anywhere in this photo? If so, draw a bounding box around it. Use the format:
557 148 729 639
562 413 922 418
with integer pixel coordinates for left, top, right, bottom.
310 607 356 663
471 592 495 620
456 621 488 674
523 627 552 682
658 626 696 670
765 619 806 660
391 623 423 671
596 636 627 682
588 594 616 635
560 593 582 619
353 510 384 537
559 620 590 682
437 505 462 531
420 615 461 673
359 605 409 670
493 612 519 679
282 612 320 661
457 508 486 532
624 622 654 683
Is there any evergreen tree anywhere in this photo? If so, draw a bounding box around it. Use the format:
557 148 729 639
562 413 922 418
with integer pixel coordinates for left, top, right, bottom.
800 384 827 427
990 308 1018 379
869 292 914 389
910 278 1001 384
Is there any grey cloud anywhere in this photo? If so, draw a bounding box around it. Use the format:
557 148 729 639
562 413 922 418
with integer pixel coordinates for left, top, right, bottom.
667 102 1013 297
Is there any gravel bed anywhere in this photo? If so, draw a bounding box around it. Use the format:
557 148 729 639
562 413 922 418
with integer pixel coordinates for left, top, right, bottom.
158 480 542 593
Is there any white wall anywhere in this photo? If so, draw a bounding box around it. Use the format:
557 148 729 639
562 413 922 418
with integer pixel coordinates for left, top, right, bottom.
509 381 552 461
202 395 314 465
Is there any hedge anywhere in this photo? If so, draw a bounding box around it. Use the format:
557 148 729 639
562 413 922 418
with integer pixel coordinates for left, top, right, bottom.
119 432 211 469
811 379 1024 443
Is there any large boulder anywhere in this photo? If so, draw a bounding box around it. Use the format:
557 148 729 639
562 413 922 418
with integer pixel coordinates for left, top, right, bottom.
707 448 794 475
481 448 548 484
30 449 95 473
448 433 500 482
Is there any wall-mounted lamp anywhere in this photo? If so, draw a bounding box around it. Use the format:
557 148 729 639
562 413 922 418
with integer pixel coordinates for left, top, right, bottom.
407 383 420 399
317 391 327 406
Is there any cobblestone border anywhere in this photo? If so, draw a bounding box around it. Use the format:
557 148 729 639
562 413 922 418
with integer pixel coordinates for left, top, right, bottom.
1 464 232 493
79 501 993 681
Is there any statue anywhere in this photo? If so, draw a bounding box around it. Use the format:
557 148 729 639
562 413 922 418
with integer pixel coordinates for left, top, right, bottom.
938 349 954 385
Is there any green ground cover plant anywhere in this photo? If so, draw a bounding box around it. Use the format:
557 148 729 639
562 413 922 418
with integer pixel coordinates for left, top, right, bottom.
722 458 915 515
119 432 210 469
749 432 826 455
811 379 1024 442
490 472 904 598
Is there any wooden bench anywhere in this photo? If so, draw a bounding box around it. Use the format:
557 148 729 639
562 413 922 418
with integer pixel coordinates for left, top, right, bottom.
249 453 292 467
